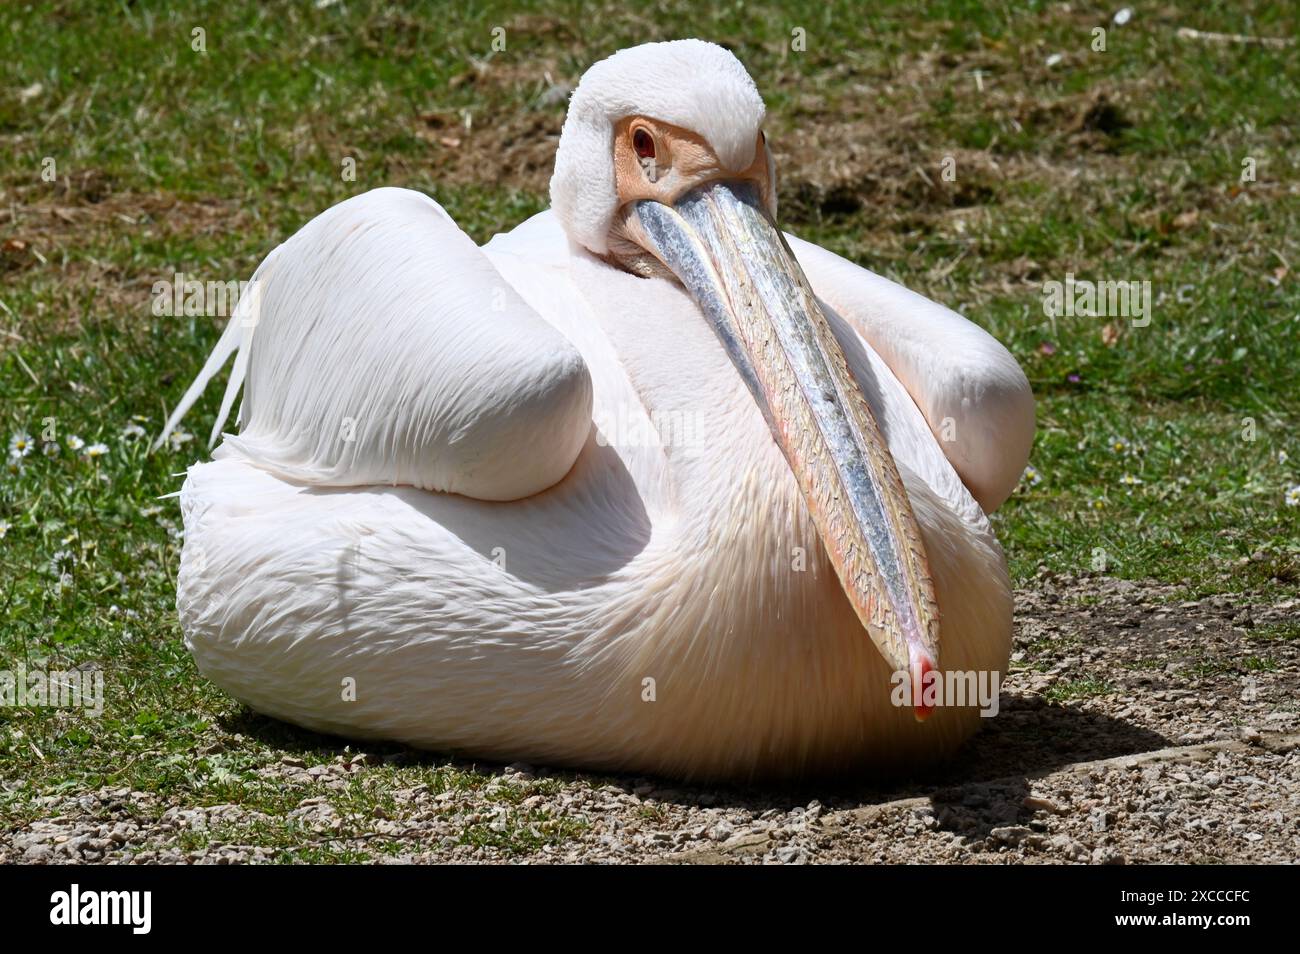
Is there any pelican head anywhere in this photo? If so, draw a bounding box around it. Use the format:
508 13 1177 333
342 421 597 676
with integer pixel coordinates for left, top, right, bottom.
550 40 943 718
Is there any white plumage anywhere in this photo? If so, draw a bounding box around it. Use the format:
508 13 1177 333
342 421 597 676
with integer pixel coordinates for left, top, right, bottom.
162 41 1034 780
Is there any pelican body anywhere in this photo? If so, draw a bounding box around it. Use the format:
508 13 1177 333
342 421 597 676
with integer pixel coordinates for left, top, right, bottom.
163 41 1034 780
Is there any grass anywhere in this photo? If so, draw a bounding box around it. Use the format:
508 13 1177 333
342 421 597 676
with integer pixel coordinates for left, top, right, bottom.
1 0 1298 858
1186 655 1279 679
1249 620 1300 643
1043 677 1115 703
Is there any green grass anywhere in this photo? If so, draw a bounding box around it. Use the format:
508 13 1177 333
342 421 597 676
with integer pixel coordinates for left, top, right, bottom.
1249 620 1300 643
1 0 1298 856
1186 654 1279 679
1044 677 1115 703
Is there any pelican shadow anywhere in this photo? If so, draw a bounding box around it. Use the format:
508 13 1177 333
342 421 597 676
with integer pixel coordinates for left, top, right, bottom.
224 694 1169 836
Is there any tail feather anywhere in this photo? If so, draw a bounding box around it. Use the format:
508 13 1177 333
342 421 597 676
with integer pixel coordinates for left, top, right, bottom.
153 252 273 452
211 322 251 447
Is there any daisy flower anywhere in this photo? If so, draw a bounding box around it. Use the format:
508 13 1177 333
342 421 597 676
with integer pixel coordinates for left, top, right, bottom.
1021 465 1042 487
66 435 85 451
1119 474 1143 486
83 443 109 460
1286 485 1300 508
8 432 34 458
0 520 10 539
121 422 147 441
1109 436 1130 455
168 427 194 450
42 441 60 457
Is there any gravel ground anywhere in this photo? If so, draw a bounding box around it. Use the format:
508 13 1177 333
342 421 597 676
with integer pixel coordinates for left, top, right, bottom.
5 573 1298 865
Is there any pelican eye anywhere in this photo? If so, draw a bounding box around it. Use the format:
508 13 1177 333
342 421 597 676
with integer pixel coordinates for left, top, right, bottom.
632 127 656 160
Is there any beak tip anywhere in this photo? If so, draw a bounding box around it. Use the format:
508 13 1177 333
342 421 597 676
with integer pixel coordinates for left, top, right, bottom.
910 649 937 722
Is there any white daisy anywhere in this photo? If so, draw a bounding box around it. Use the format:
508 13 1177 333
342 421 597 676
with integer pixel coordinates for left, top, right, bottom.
66 435 85 451
1286 485 1300 508
121 422 147 441
83 443 109 460
8 432 34 457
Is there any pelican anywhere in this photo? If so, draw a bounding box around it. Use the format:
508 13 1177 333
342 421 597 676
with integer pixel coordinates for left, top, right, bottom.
160 40 1034 780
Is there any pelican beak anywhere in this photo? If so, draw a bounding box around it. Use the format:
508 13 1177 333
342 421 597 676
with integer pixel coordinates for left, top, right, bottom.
634 180 940 719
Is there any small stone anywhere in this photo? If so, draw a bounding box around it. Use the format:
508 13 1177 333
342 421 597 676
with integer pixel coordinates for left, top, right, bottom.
23 844 53 863
1023 794 1064 814
989 825 1032 846
1049 835 1088 861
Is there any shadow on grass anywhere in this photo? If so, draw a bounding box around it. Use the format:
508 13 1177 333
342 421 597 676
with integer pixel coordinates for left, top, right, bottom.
221 690 1168 837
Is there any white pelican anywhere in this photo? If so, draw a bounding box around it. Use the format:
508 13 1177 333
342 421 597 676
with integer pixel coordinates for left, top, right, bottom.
160 40 1034 781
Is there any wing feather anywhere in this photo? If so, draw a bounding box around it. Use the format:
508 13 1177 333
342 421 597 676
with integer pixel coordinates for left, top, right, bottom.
159 188 592 501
